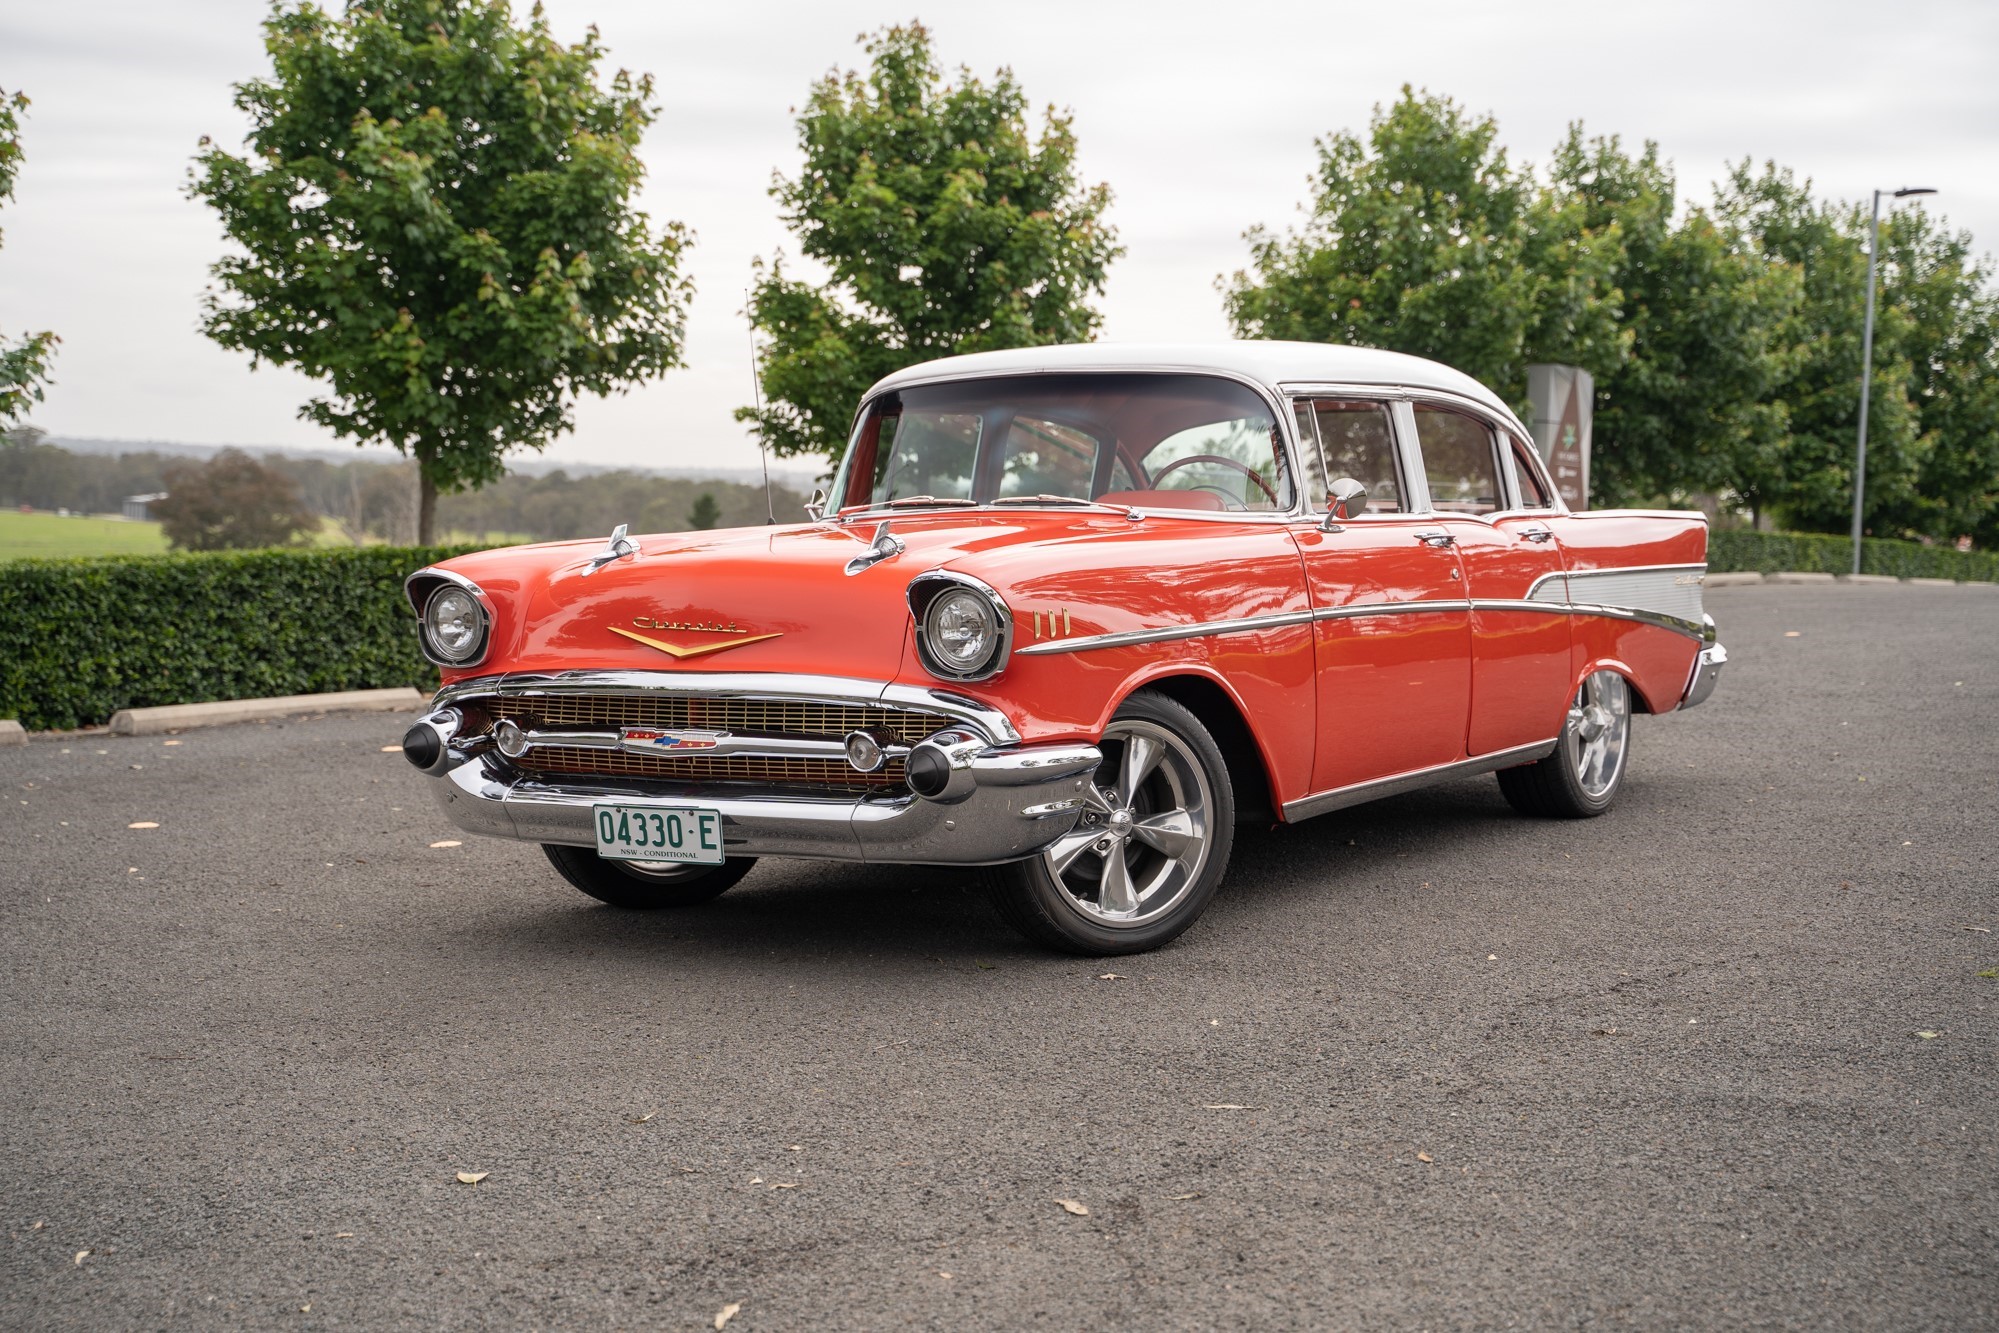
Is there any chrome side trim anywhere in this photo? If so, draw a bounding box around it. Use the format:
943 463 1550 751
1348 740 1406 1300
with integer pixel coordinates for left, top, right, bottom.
1281 739 1560 823
432 669 1022 747
1015 608 1318 656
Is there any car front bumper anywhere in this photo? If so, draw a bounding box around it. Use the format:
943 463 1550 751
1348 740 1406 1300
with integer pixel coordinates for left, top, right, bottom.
427 741 1104 865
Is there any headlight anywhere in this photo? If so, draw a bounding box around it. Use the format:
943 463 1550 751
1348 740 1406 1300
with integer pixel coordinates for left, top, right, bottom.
423 587 487 664
909 574 1011 681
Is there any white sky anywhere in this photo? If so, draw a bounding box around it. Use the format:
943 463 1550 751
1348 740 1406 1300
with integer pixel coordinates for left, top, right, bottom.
2 0 1992 474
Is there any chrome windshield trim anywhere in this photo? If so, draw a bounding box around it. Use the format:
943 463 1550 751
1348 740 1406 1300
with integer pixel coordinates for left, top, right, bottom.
431 670 1021 746
1281 738 1560 823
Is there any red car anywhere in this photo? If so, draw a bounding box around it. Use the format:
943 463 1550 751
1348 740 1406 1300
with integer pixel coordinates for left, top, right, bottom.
402 342 1724 954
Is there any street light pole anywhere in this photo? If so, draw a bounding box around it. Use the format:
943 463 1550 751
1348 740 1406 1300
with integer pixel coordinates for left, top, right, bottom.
1851 186 1937 576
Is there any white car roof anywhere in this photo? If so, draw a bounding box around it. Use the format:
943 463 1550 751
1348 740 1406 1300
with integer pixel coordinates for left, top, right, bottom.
866 340 1525 432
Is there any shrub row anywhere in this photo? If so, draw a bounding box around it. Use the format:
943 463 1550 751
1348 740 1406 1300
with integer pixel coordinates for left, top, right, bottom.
0 545 477 732
1708 529 1998 582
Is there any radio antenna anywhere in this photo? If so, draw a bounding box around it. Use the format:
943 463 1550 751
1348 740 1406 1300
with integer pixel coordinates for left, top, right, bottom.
747 288 776 526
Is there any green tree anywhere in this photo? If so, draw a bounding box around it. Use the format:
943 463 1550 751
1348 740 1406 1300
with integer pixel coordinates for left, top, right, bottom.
740 23 1121 464
0 88 59 428
153 449 321 550
686 490 721 530
1717 163 1929 536
1223 88 1627 412
189 0 693 542
1546 130 1797 513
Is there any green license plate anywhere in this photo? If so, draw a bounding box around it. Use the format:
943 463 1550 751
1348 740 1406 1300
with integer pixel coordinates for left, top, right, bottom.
591 804 725 865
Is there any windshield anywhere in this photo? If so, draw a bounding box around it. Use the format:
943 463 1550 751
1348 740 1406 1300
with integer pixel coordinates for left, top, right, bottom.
832 373 1295 514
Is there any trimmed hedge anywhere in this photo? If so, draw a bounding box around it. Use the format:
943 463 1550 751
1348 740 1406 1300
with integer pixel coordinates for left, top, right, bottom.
1708 529 1998 582
0 545 478 732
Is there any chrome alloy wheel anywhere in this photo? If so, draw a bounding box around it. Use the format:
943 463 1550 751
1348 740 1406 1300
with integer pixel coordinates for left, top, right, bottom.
1566 669 1632 800
1039 719 1213 927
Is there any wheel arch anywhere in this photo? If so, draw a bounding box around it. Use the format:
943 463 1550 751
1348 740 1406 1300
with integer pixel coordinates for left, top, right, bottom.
1573 655 1662 715
1117 671 1280 825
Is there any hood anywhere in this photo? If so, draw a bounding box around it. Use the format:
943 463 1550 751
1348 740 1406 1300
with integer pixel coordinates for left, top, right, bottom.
430 514 1111 684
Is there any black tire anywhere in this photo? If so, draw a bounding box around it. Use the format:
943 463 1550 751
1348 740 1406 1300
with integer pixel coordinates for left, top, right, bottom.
541 844 757 909
984 690 1235 955
1496 669 1633 819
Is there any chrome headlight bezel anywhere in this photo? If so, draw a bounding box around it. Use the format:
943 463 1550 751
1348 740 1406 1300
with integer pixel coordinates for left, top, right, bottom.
407 569 492 668
907 571 1013 682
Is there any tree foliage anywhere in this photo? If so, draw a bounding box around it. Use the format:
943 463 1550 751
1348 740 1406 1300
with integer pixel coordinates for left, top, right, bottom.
1223 89 1626 414
153 449 321 550
0 88 59 428
188 0 692 541
741 23 1121 463
1228 92 1999 544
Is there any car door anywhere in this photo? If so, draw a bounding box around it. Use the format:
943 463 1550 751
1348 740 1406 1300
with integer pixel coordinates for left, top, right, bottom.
1408 403 1574 755
1290 397 1472 795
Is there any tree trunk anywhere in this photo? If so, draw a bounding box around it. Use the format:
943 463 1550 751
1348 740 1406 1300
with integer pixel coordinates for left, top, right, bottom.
417 469 437 546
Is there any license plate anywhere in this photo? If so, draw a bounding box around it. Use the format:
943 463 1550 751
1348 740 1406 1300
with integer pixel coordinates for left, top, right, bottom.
592 804 725 865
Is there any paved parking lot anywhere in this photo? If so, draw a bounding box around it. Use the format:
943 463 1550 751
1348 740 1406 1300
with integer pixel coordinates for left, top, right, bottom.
3 583 1995 1329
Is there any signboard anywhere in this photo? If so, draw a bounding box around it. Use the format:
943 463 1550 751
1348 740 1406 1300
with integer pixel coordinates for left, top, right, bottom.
1526 364 1593 510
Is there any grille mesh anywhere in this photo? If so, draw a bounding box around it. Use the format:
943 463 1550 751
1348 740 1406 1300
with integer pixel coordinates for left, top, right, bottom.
477 693 954 791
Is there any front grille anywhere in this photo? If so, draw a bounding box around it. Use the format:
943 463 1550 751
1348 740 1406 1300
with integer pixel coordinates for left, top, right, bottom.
475 692 956 793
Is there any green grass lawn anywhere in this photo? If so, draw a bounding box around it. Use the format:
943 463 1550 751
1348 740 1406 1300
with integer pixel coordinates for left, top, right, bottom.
0 510 171 560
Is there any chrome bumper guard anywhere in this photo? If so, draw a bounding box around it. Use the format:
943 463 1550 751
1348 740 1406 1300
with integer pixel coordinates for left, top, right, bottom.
427 739 1103 865
1678 615 1726 710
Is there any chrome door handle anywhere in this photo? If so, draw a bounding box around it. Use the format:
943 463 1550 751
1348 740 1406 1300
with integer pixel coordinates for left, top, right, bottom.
1415 531 1455 548
1520 527 1554 543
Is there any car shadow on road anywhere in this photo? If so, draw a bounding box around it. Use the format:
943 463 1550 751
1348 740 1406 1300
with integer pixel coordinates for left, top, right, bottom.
436 776 1542 971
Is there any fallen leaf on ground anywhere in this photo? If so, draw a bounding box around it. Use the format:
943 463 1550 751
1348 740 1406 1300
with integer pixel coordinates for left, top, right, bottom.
938 1271 953 1279
749 1176 763 1185
1962 925 1992 934
334 1232 354 1239
1201 1104 1265 1111
162 740 182 746
1977 969 1997 979
1168 1192 1201 1201
380 745 401 752
769 1182 799 1190
430 840 462 849
32 1221 43 1230
1593 1026 1620 1037
786 1145 802 1152
714 1302 742 1330
126 821 158 829
627 1113 656 1124
1417 1152 1434 1163
974 960 996 970
1055 1198 1090 1216
1784 630 1802 637
456 1171 488 1185
1917 1031 1941 1039
1097 973 1124 980
73 1250 89 1266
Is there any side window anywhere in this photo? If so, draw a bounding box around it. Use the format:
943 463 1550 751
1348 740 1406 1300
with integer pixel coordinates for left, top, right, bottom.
1510 439 1555 509
1307 400 1403 513
1414 406 1502 515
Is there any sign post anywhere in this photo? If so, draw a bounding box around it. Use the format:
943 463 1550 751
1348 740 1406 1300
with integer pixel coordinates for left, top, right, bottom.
1526 364 1593 510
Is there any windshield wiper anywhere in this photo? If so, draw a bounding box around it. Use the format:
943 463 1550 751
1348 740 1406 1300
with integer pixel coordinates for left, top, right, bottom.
990 494 1097 506
882 494 978 508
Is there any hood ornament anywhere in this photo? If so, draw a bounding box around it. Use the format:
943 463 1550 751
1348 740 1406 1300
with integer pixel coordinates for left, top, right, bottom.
582 523 639 575
844 519 905 576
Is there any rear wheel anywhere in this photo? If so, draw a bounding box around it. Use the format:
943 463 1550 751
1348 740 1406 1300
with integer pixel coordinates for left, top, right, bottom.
985 691 1235 955
542 844 757 909
1496 669 1633 818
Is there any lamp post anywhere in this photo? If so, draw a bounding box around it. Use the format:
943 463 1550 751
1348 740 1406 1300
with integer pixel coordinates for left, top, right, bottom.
1852 185 1937 575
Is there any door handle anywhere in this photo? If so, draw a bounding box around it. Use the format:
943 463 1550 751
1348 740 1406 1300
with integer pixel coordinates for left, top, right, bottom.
1415 531 1455 548
1520 527 1554 543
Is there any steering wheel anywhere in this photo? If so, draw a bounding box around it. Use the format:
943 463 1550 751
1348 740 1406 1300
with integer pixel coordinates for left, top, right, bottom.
1149 453 1280 506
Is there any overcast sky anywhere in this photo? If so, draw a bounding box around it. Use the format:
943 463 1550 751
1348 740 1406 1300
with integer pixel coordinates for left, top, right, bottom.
2 0 1992 475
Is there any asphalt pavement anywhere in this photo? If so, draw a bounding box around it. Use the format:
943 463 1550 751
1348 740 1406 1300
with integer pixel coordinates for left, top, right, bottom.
3 583 1995 1330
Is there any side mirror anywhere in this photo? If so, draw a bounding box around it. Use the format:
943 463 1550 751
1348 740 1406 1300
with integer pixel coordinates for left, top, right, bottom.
1321 477 1368 531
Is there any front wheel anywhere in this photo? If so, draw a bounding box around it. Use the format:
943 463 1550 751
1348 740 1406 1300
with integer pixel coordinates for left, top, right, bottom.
542 844 757 909
1496 669 1633 818
985 690 1235 955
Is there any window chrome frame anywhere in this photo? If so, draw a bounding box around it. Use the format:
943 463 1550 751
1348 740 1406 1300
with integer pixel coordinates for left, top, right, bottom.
831 367 1315 526
1288 391 1416 520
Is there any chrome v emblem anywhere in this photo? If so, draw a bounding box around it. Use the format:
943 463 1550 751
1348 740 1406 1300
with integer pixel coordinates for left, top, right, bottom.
607 625 783 659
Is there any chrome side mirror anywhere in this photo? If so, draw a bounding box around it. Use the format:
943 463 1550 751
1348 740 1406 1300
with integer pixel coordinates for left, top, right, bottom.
1321 478 1368 531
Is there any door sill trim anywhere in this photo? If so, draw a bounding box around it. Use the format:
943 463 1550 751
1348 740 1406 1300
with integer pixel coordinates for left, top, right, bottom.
1281 739 1560 822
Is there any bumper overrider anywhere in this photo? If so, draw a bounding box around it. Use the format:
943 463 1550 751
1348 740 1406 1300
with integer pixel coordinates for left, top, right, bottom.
1678 614 1727 710
403 671 1103 865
